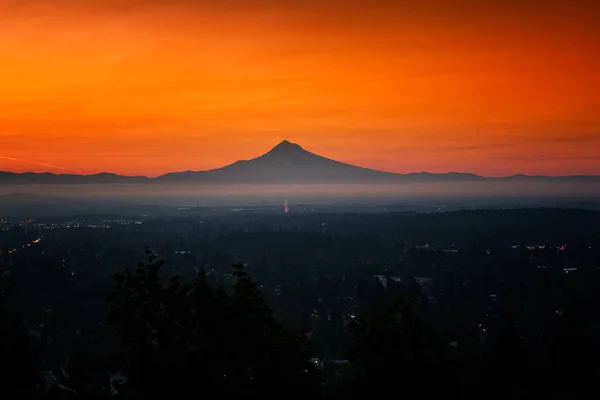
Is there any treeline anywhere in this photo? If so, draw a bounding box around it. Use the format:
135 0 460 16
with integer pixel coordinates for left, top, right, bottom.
2 254 599 399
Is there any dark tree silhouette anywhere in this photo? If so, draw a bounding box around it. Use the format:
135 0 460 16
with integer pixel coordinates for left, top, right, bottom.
0 260 41 396
107 251 321 399
345 296 452 399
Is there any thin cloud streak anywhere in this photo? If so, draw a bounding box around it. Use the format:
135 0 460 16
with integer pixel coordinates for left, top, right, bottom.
0 156 82 173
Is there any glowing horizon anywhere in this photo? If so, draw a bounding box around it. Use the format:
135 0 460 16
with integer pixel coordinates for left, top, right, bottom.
1 1 599 177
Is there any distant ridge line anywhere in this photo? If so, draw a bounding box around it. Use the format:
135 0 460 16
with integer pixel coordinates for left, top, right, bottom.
1 140 599 184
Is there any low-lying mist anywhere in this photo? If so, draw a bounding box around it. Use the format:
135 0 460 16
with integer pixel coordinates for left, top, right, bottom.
0 182 598 206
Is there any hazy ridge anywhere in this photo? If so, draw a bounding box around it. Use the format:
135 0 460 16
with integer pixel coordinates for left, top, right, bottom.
2 141 600 185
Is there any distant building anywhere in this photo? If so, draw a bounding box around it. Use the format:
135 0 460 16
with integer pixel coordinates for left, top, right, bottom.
373 274 387 290
414 277 433 292
526 245 546 250
309 358 323 370
321 222 328 235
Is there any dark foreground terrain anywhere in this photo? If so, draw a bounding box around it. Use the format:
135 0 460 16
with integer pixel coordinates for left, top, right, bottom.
2 208 600 398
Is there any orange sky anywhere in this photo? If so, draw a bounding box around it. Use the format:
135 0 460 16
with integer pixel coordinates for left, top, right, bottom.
1 0 599 177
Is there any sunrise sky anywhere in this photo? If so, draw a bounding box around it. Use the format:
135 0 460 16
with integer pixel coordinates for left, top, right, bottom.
1 0 599 176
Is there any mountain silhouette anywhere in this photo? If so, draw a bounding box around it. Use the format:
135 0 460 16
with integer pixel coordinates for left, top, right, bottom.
1 140 599 184
157 140 407 183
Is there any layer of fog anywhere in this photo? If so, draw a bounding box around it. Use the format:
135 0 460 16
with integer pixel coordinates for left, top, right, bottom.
0 182 598 206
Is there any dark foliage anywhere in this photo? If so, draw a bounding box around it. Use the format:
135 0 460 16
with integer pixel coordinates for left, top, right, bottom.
0 261 41 397
2 210 600 398
107 251 322 399
345 296 450 398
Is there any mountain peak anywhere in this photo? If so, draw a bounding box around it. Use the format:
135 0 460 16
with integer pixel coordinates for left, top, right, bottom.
262 140 308 158
271 140 303 152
